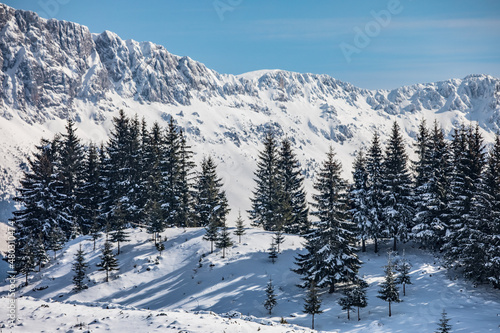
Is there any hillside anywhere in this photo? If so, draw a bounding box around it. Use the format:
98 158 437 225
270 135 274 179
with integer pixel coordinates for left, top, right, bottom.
1 227 498 332
1 3 500 221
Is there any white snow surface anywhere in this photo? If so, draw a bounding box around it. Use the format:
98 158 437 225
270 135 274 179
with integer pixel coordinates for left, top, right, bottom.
1 227 499 332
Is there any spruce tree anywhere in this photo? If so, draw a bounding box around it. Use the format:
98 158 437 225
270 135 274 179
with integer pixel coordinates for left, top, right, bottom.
233 210 246 244
350 150 370 252
194 156 229 228
351 279 368 321
303 282 322 329
79 143 103 235
17 236 36 286
204 221 219 254
110 201 129 255
382 121 414 251
377 253 401 317
268 240 278 264
395 251 412 296
146 199 164 246
338 288 355 320
264 279 277 315
295 147 361 293
435 310 452 333
249 131 282 231
99 240 119 282
176 130 196 227
72 244 88 292
273 228 285 253
33 233 49 272
278 138 309 234
365 132 385 253
216 221 233 258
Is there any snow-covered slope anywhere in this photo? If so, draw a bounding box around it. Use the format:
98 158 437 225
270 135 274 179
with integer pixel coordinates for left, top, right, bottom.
1 227 499 332
1 3 500 221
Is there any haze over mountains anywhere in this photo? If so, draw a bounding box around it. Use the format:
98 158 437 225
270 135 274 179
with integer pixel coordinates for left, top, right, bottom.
0 3 499 220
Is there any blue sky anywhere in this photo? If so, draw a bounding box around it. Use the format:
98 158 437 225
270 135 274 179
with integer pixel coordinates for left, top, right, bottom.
4 0 500 89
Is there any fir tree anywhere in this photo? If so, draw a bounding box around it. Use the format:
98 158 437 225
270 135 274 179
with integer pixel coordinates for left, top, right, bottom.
146 199 164 246
303 282 322 329
365 132 385 253
79 143 103 236
435 310 452 333
249 131 282 231
47 226 65 260
233 210 246 244
350 150 370 252
273 228 285 253
338 288 355 320
268 240 278 264
110 201 129 255
33 233 49 272
278 138 309 234
203 221 219 254
17 236 36 286
382 121 414 251
99 240 119 282
377 253 401 317
176 130 196 227
72 244 88 292
216 221 233 258
264 279 277 315
395 251 412 296
294 147 361 293
351 279 368 321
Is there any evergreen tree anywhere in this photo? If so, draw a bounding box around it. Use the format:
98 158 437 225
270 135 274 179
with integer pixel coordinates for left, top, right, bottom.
47 226 65 260
33 232 49 272
249 131 282 231
264 279 277 315
194 156 229 228
395 251 412 296
99 240 119 282
216 221 233 258
273 228 285 253
146 199 164 246
79 143 103 235
203 221 219 254
377 253 401 317
72 244 88 292
382 122 414 251
17 236 36 286
295 147 361 293
268 239 278 264
412 121 451 250
351 279 368 321
338 288 355 320
234 210 246 243
177 130 196 227
278 138 309 234
435 310 452 333
303 282 322 329
365 132 385 253
59 119 85 238
350 150 370 252
110 201 129 255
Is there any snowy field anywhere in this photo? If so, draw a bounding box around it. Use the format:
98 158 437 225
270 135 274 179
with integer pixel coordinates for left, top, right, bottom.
0 227 499 332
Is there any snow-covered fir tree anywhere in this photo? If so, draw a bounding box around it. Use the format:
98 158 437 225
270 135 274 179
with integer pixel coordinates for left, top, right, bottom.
233 210 246 243
395 251 412 296
338 288 355 320
382 121 414 251
435 310 452 333
72 244 88 292
110 201 129 255
264 279 277 315
412 121 451 250
350 150 370 252
303 282 322 329
294 147 361 293
351 279 368 321
215 221 233 258
249 131 282 231
268 239 278 264
99 240 119 283
377 253 401 317
273 228 285 253
79 143 103 236
278 138 309 234
365 132 385 253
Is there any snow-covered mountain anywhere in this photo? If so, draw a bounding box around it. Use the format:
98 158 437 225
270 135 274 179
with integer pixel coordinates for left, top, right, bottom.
1 3 500 220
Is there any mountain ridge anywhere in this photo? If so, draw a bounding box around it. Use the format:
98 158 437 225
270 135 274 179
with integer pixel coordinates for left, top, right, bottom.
0 3 499 220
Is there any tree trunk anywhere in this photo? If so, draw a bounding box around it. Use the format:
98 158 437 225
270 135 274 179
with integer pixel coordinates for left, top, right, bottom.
357 306 360 321
403 283 406 296
25 272 28 285
328 282 335 293
117 241 121 255
393 237 397 252
222 247 225 258
311 314 315 329
105 269 109 283
362 239 366 252
389 301 392 317
210 241 214 253
347 308 350 320
374 238 378 253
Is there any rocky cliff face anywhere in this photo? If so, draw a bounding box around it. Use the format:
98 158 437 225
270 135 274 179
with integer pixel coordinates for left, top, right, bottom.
0 3 499 220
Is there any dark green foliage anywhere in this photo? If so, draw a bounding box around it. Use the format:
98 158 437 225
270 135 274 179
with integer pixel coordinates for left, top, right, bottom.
264 279 277 315
395 251 412 296
351 279 368 321
99 241 119 282
72 244 88 292
268 240 278 263
303 283 322 329
233 210 246 244
273 228 285 253
382 122 414 251
146 199 164 246
377 253 401 317
435 310 452 333
350 150 370 252
204 221 219 254
216 221 233 258
110 202 129 255
338 289 355 320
